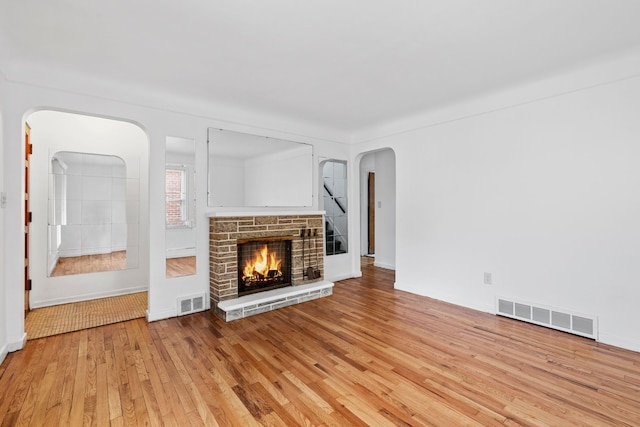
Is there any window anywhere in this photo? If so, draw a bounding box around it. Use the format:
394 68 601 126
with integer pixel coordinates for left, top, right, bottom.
322 160 348 255
165 165 194 227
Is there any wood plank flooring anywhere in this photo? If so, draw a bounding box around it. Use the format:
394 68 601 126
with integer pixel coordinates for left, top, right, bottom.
166 256 196 278
2 259 640 426
50 251 127 276
50 253 195 278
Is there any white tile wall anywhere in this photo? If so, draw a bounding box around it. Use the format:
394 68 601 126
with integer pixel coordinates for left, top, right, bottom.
126 245 139 269
82 176 112 201
111 178 127 200
60 225 82 252
81 224 112 251
66 200 82 225
48 152 138 261
111 201 127 224
66 175 83 200
111 223 128 248
82 200 112 225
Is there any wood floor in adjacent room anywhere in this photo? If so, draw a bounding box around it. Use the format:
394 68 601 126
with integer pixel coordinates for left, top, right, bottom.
1 260 639 426
50 251 127 276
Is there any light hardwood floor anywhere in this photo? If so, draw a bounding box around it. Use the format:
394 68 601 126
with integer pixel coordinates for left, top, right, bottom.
1 260 639 425
50 253 196 278
166 256 196 278
50 251 127 276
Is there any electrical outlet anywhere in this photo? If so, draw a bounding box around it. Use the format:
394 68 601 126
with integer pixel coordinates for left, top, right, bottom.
0 192 6 208
483 272 492 285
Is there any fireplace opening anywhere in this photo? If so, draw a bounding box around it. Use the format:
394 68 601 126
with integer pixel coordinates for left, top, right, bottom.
237 237 292 296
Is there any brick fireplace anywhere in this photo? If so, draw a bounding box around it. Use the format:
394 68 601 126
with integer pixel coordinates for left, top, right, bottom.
209 213 331 320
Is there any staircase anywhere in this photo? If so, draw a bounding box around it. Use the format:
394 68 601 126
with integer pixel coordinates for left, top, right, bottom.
323 169 348 255
325 221 346 255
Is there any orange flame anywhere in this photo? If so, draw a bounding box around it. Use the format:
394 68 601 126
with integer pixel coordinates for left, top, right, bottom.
243 245 282 280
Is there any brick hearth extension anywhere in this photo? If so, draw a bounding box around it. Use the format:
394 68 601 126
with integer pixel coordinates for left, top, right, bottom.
209 212 333 321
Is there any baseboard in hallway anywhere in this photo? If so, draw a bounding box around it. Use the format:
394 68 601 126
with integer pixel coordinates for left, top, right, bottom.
25 292 148 340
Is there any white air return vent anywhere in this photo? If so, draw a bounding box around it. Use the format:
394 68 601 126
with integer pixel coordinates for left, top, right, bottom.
177 294 206 316
496 296 597 340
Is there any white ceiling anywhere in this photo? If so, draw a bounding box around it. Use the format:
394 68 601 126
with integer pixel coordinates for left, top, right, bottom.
2 1 640 137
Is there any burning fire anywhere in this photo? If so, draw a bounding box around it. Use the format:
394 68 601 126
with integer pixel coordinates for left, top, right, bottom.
242 245 282 282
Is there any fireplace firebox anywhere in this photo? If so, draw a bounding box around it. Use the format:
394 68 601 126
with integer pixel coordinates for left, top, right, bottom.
237 237 292 296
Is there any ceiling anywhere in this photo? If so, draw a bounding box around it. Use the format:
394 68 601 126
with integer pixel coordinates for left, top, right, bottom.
2 1 640 138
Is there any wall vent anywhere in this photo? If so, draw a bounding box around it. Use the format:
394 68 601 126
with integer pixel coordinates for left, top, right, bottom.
496 296 598 340
177 294 206 316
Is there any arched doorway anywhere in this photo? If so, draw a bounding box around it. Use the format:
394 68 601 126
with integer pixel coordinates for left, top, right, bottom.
357 148 396 271
24 110 149 337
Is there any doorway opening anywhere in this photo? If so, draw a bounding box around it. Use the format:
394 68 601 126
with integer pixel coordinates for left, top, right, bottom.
24 123 32 314
358 149 396 271
24 109 149 337
367 171 375 256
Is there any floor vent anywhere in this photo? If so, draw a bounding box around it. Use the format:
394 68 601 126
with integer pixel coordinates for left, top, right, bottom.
496 296 597 340
178 294 206 316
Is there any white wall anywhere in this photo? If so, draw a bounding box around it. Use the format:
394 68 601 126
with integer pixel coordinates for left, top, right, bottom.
0 101 7 365
28 111 147 307
353 69 640 352
165 227 196 258
51 153 128 259
0 74 354 352
244 145 313 207
210 156 245 206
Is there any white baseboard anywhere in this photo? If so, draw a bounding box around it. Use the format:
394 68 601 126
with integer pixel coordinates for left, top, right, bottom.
58 247 125 258
146 307 178 322
30 286 148 309
598 332 640 353
326 271 361 282
0 344 7 366
3 333 28 361
373 261 396 270
166 247 196 259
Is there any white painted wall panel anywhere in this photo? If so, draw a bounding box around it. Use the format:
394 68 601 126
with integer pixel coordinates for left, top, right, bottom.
381 76 640 352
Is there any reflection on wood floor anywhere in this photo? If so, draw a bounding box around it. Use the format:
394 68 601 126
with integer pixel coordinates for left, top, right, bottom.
50 253 196 277
50 251 126 276
166 256 196 277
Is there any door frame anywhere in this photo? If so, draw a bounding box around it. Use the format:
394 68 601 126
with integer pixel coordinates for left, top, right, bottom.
24 122 32 314
367 171 375 255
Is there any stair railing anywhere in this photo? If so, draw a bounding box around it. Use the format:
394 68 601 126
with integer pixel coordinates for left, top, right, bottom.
323 180 347 254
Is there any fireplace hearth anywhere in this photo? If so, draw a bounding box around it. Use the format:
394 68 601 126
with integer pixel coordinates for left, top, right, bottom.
209 213 329 321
